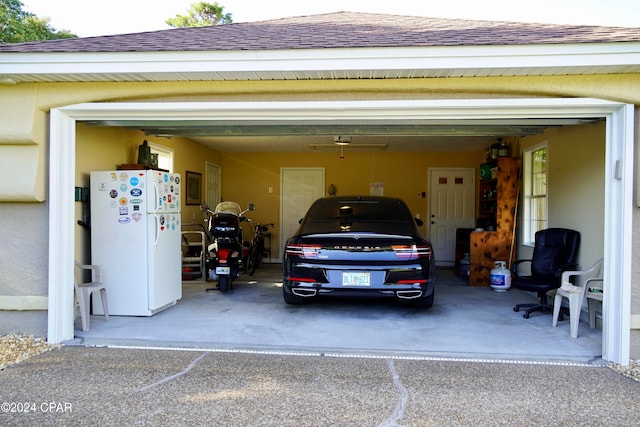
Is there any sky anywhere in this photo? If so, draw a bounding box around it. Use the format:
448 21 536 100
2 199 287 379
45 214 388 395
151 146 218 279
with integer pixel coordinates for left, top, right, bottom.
20 0 640 38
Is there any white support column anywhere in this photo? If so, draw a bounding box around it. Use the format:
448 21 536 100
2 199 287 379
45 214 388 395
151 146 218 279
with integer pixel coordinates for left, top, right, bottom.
47 108 76 343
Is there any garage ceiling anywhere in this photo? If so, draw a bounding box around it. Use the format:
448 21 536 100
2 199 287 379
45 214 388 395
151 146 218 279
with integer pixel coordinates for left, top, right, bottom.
87 117 595 152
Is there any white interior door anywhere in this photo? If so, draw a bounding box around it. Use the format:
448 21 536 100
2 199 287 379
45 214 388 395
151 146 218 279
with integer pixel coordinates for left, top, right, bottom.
205 162 221 208
280 168 325 261
429 168 475 266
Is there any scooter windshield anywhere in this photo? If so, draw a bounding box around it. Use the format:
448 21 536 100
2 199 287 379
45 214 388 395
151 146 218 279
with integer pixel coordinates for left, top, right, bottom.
214 201 242 216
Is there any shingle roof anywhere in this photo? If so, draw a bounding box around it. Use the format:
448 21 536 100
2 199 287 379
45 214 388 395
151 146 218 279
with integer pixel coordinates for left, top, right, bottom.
1 11 640 53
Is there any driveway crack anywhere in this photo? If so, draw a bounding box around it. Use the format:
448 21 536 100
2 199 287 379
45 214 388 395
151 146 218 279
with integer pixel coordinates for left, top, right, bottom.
378 358 409 427
134 352 207 394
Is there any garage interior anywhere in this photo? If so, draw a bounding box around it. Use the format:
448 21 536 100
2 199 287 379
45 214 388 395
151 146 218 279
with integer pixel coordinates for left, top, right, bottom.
66 100 609 364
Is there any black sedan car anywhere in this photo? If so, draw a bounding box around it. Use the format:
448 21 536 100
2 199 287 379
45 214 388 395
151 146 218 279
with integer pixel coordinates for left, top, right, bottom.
283 196 435 308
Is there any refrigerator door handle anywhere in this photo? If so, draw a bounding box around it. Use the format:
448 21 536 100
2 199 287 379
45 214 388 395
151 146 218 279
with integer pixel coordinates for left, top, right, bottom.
151 179 160 213
153 215 160 249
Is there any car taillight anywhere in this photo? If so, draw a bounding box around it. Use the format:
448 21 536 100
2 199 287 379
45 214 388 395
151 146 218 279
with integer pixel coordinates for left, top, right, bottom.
288 277 316 283
285 243 322 258
392 245 432 259
396 279 427 284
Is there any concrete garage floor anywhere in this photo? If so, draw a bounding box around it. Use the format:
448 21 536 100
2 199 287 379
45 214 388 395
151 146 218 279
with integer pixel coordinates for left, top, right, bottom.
72 265 604 365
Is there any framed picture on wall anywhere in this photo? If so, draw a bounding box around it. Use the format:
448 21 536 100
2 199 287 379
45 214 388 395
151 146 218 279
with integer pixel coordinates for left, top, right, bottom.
185 171 202 205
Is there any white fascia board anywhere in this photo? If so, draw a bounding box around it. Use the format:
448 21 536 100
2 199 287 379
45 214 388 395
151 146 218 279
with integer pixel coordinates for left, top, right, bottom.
1 43 640 76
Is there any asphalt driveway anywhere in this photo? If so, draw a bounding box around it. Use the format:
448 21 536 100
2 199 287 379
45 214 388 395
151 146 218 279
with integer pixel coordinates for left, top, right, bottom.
1 346 638 426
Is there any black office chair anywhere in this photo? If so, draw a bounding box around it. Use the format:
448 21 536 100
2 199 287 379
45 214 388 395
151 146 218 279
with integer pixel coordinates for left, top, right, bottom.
512 228 580 319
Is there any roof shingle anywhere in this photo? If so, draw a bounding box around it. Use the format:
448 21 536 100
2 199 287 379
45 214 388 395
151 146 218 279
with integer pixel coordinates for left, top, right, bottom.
1 11 639 53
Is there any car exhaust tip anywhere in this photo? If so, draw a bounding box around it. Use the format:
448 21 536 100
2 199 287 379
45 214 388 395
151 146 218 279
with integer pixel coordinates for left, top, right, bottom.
396 290 423 299
291 288 317 297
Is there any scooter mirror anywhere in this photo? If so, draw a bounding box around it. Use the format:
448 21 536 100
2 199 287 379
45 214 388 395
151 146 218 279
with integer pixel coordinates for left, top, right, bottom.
248 203 256 211
200 204 209 211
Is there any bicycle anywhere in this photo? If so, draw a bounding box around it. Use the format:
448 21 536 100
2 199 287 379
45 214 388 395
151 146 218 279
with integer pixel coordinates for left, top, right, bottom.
246 222 274 276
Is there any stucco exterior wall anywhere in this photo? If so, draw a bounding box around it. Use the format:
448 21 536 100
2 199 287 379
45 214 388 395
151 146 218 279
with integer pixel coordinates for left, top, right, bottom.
0 86 49 330
0 203 49 312
0 86 47 201
23 74 640 108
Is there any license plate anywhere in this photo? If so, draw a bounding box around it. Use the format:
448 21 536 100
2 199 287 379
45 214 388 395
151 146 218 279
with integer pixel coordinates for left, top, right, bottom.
342 272 370 287
216 266 230 275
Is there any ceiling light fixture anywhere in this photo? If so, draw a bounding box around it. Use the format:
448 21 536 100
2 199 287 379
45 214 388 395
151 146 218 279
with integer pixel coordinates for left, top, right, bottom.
333 136 352 160
333 136 352 146
308 143 387 151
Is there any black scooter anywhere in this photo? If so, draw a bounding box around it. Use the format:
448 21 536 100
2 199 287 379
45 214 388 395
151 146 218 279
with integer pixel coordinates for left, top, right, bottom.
201 202 255 292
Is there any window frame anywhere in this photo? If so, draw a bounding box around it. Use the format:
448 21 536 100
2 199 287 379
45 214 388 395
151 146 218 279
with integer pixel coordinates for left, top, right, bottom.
522 142 548 246
147 141 174 172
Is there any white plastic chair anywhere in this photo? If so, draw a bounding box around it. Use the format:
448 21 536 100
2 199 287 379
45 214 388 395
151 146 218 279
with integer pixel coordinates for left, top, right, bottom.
552 258 603 338
586 278 604 329
74 262 109 331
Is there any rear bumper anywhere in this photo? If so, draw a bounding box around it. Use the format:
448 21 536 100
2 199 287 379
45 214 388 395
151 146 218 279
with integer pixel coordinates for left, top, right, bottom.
284 280 434 300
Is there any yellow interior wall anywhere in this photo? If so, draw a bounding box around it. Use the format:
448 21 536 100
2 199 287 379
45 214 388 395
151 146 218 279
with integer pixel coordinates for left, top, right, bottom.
221 149 482 256
74 123 222 262
517 122 605 268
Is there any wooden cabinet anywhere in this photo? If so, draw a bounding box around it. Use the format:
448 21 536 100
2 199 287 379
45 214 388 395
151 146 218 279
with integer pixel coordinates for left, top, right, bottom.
470 157 518 286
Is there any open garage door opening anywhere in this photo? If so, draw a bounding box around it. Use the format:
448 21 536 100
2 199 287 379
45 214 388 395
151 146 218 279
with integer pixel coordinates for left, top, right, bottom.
48 99 633 365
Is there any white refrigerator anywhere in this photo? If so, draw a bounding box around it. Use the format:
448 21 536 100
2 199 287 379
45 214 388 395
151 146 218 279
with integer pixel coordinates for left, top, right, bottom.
90 170 182 316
